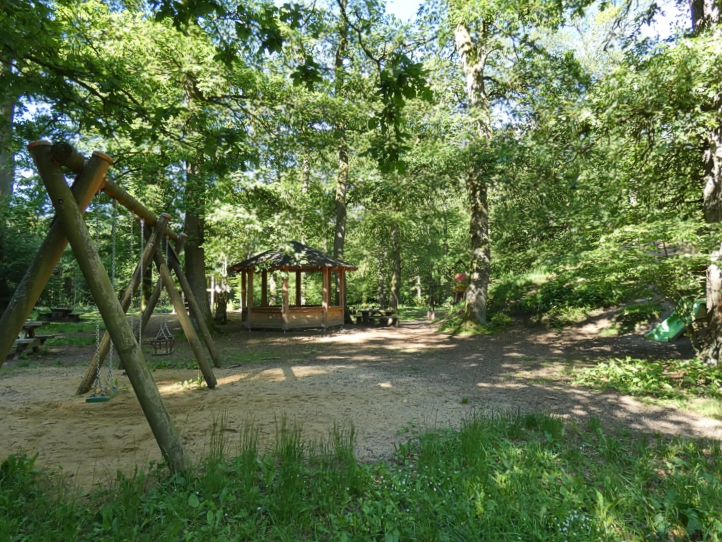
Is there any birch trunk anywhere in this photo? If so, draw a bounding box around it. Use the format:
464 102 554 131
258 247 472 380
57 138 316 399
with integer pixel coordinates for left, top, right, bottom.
455 23 492 324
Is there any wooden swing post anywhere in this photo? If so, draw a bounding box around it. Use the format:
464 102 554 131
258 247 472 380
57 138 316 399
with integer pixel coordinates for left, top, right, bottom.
29 142 189 473
76 214 171 395
140 234 187 337
52 142 221 369
166 244 222 368
0 142 110 367
152 248 218 389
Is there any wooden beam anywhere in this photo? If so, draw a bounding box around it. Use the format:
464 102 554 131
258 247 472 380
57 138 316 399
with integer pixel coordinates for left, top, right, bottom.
0 142 110 367
261 270 268 306
247 267 254 330
153 248 217 387
76 214 171 395
50 142 180 242
167 244 222 368
241 269 247 311
340 271 346 312
31 143 189 474
295 270 301 306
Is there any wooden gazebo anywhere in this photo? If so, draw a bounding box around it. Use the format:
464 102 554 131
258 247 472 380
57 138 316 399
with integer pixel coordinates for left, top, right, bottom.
229 241 357 331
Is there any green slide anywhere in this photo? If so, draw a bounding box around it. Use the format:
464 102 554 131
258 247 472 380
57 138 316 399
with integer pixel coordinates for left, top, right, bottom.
644 299 707 343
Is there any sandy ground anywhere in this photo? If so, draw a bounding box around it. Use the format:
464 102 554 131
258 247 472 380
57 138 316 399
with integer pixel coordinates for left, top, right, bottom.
1 309 721 490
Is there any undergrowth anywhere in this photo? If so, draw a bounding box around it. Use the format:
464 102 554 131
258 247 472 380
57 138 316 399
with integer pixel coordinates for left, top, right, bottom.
572 357 722 401
2 412 722 541
437 309 513 335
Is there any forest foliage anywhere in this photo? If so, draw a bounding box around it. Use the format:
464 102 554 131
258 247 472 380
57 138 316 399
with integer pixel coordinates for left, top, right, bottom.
0 0 720 324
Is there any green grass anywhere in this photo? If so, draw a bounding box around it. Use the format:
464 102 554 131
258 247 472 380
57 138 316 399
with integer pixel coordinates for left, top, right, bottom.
2 412 722 541
438 309 514 335
572 357 722 401
572 357 722 419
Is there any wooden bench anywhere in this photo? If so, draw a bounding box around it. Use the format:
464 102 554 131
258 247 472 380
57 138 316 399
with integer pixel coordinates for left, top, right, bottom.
9 338 40 360
6 334 56 360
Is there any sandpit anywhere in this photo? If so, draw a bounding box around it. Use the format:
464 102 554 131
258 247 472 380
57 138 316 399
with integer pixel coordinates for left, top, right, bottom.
2 314 721 490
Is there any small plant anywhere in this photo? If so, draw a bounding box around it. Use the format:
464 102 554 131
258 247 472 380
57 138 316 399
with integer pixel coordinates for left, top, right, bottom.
461 397 469 404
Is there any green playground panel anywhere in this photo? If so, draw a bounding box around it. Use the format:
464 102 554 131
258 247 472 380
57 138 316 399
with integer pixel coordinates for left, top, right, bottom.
644 299 707 343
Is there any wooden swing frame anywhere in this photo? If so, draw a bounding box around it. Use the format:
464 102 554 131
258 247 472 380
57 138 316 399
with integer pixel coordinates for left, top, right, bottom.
0 140 223 473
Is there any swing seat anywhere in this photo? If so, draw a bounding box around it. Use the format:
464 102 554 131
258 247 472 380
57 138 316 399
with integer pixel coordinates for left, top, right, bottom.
150 337 175 356
85 389 118 403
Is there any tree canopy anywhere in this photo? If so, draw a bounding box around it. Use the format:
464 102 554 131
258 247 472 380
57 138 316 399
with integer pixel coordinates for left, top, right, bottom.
1 0 721 358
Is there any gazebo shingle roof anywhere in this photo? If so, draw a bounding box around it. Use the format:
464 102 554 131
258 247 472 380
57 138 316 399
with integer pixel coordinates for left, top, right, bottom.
228 241 357 273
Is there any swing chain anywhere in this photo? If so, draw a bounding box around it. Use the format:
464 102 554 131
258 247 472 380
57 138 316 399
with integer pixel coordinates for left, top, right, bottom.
91 196 103 396
137 218 145 347
105 199 118 392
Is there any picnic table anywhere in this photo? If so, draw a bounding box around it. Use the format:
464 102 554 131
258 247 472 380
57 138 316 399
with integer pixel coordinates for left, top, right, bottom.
38 307 82 323
354 309 399 327
6 321 56 360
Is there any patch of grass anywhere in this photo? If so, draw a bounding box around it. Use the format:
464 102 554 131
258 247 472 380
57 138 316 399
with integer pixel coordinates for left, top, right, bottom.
461 396 469 404
572 356 722 401
438 309 514 336
3 412 722 540
543 306 590 329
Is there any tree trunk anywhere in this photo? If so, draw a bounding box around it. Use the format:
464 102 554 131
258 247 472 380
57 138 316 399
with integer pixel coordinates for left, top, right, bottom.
705 255 722 366
377 253 386 309
390 226 401 311
334 3 349 311
694 3 722 363
0 94 13 202
184 159 213 329
455 23 493 325
0 61 14 310
464 171 490 324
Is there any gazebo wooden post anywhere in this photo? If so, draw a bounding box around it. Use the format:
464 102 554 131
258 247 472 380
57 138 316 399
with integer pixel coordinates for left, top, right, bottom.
241 270 247 312
322 267 329 330
295 270 301 306
247 267 254 330
261 270 268 306
282 275 290 331
340 270 346 314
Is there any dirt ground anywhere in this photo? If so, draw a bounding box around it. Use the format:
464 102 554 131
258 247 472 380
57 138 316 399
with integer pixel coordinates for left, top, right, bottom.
1 309 721 490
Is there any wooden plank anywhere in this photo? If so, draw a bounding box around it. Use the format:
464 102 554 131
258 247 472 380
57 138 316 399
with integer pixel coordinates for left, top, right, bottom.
295 270 301 306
